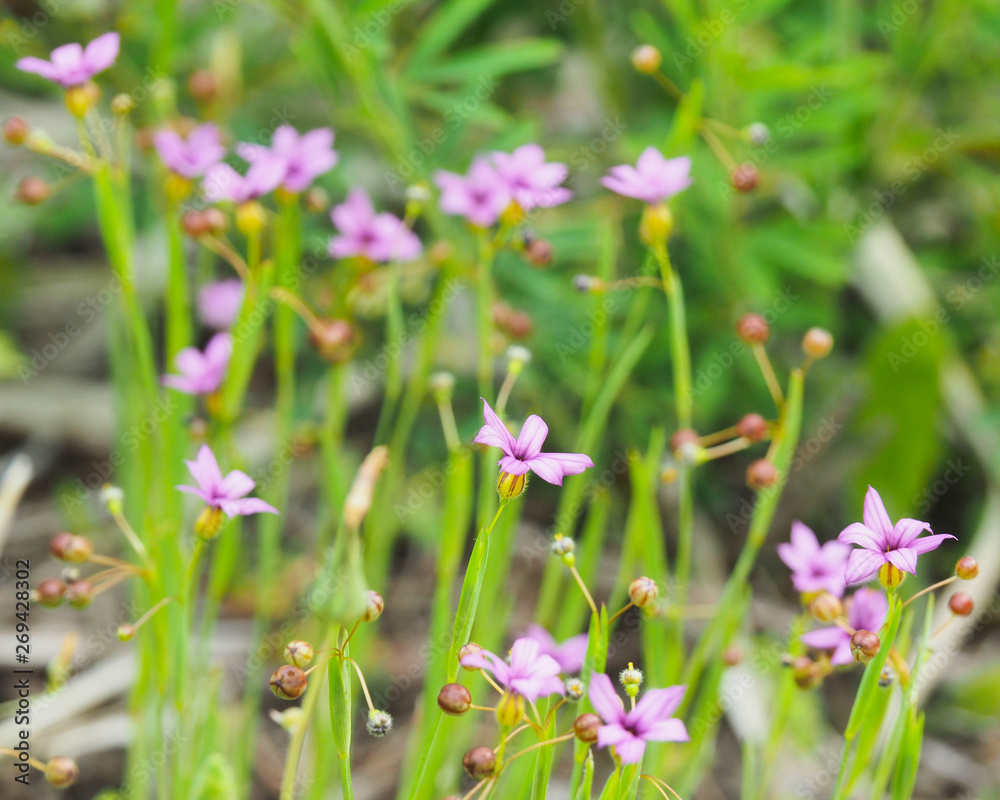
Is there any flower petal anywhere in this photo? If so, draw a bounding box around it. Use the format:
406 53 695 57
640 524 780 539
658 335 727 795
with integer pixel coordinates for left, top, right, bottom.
596 723 631 748
526 453 594 486
498 455 531 475
82 32 120 75
886 547 918 576
614 736 647 765
844 549 885 585
588 673 626 725
186 445 223 493
890 518 931 549
789 521 819 553
221 497 279 517
909 532 957 555
176 484 212 504
863 486 893 537
217 469 255 501
552 634 588 674
838 522 883 552
514 415 549 460
626 685 686 733
801 627 847 650
473 398 516 454
642 718 689 743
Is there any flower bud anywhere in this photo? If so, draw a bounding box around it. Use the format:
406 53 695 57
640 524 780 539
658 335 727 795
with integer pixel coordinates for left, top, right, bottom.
188 70 219 103
669 428 700 455
182 210 212 238
619 663 643 698
284 640 314 668
735 313 769 345
270 665 308 700
564 677 585 701
850 630 881 665
462 747 497 780
551 534 576 567
808 592 842 623
878 562 905 590
49 533 75 560
366 709 393 738
53 534 93 564
746 123 770 146
735 413 768 442
496 691 524 728
64 580 93 609
309 318 357 363
195 506 226 541
573 713 601 743
802 327 834 360
45 756 79 788
363 590 384 622
955 556 979 580
948 592 974 617
792 656 823 689
344 447 390 531
459 643 483 668
639 203 673 246
746 459 777 490
493 303 534 339
16 176 51 205
117 624 135 641
723 647 743 667
36 578 67 608
235 201 267 236
730 163 759 193
437 683 472 715
629 577 659 608
631 45 662 74
3 116 29 146
497 470 527 500
525 237 552 267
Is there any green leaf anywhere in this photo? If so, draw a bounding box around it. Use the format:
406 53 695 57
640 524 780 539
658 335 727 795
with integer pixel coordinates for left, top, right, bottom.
409 39 564 84
846 594 903 740
408 0 501 66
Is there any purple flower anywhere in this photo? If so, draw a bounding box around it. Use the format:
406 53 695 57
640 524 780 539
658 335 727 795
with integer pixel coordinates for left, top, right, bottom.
777 521 852 597
198 280 244 330
434 158 512 227
588 673 688 764
837 486 955 585
16 33 120 88
177 444 279 518
801 588 888 666
237 126 338 193
601 147 692 204
491 144 571 211
329 189 422 263
523 624 588 674
161 333 231 395
153 124 226 179
474 399 594 486
460 638 565 702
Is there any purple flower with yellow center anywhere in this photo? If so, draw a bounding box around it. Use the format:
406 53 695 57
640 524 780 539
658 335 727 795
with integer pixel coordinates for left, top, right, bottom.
161 333 231 395
198 280 244 330
491 144 571 211
523 624 588 674
588 673 689 764
838 486 955 587
434 158 512 227
237 125 338 193
16 33 120 88
460 637 565 702
801 588 888 666
178 444 278 531
474 399 594 496
777 521 851 598
329 189 422 263
153 124 226 179
601 147 692 204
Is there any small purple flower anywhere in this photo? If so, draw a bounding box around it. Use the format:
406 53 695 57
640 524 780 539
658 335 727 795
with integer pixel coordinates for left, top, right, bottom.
460 638 565 702
838 486 955 585
523 624 588 674
601 147 692 204
777 521 852 597
801 588 888 666
16 33 120 88
162 333 231 395
203 160 285 204
329 189 422 263
237 125 338 193
491 144 571 211
198 280 244 330
434 158 512 227
177 444 279 518
153 124 226 179
588 673 688 764
474 399 594 487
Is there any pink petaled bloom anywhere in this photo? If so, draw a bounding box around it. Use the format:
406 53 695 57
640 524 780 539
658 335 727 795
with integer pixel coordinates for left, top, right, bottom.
153 124 226 179
434 158 512 227
16 32 120 88
801 588 888 666
474 399 594 486
491 144 571 211
177 444 279 518
460 638 565 702
601 147 692 204
198 280 244 330
523 624 588 674
161 333 231 395
329 189 422 263
237 125 338 193
202 159 285 204
588 673 689 764
777 521 852 597
837 486 955 584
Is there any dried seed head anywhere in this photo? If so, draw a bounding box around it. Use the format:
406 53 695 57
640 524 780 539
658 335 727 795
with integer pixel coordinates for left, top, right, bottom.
735 313 769 345
629 577 659 609
405 182 430 204
497 470 527 500
16 176 51 205
955 556 979 580
746 123 770 146
99 484 125 515
573 713 602 743
735 413 768 442
730 163 759 193
802 327 834 360
572 275 605 294
111 93 135 116
525 237 552 267
366 709 393 738
878 667 894 687
630 45 662 74
948 592 974 617
850 630 881 665
437 683 472 715
3 116 30 146
284 640 315 668
363 590 385 622
64 580 93 609
44 757 79 788
36 578 67 608
746 459 778 490
187 70 219 103
619 662 643 697
878 562 905 590
462 747 497 780
270 665 308 700
808 592 843 623
344 446 390 531
495 691 524 728
551 534 576 567
564 677 585 701
458 643 483 668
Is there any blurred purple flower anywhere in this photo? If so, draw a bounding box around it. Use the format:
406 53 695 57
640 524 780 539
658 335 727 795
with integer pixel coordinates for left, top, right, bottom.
434 158 512 227
601 147 692 204
460 638 564 702
161 333 231 395
801 587 888 666
523 624 588 674
329 189 422 262
17 33 119 88
588 673 689 764
198 280 244 330
838 486 955 584
237 125 338 193
153 124 226 179
777 521 851 597
203 160 284 204
177 444 278 518
474 398 594 486
491 144 571 211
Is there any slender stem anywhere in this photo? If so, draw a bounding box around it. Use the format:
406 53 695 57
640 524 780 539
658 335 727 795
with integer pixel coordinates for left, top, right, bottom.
607 602 634 625
199 235 249 278
702 437 753 460
346 658 375 711
498 732 576 771
480 670 506 695
131 595 177 631
435 397 461 452
569 565 599 620
752 344 785 409
0 749 48 771
901 575 957 608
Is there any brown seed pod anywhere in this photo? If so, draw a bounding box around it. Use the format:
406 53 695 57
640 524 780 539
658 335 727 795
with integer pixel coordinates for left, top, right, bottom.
462 747 497 780
270 665 308 700
437 683 472 715
948 592 974 617
746 459 777 490
573 713 601 743
735 413 768 442
735 313 769 345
